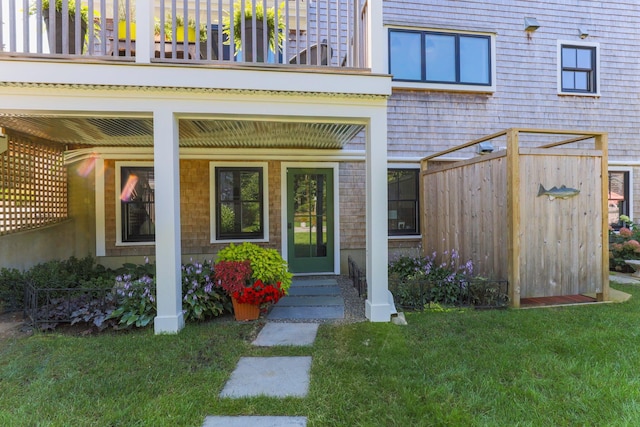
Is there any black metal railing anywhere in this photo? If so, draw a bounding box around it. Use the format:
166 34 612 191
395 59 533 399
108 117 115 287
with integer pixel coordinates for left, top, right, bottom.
348 255 366 298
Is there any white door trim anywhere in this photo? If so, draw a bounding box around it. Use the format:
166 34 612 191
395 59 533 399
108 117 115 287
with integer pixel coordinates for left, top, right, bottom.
281 162 340 275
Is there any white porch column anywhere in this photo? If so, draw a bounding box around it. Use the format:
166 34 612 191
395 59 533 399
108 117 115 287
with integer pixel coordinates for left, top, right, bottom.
135 0 154 64
153 108 184 334
368 0 387 74
365 109 393 322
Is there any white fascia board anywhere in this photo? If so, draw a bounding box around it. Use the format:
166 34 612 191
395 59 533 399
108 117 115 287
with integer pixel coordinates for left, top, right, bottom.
0 60 392 97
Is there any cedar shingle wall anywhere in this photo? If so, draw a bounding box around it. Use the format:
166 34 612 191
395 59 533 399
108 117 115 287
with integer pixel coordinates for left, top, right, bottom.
384 0 640 160
105 160 283 257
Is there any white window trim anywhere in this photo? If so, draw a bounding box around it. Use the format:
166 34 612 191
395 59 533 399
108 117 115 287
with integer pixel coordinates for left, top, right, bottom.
386 25 497 93
609 166 634 222
387 162 422 239
115 161 155 247
557 39 601 97
209 161 269 244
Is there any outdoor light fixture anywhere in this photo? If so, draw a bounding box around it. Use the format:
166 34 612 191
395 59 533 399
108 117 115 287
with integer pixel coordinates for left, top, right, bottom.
477 141 495 155
524 17 541 32
579 28 589 39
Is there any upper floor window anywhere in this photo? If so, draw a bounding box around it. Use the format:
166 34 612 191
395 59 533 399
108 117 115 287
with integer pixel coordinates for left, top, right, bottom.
119 165 155 243
558 41 599 96
388 169 419 236
389 29 491 87
210 163 268 242
561 45 597 93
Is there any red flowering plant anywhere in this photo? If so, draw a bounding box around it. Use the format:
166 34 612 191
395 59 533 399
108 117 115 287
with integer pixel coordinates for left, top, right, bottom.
215 260 285 307
232 280 285 306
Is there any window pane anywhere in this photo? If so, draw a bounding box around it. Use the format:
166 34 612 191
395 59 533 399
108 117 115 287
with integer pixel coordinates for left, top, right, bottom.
562 48 576 68
241 201 261 232
562 71 575 90
425 34 456 82
397 201 417 231
577 48 592 69
219 171 235 201
389 31 422 80
219 202 237 235
240 171 260 200
574 71 588 90
460 36 489 84
398 171 417 199
608 171 630 227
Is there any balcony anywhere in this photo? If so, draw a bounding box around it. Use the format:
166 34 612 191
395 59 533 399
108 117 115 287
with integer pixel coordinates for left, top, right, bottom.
0 0 368 68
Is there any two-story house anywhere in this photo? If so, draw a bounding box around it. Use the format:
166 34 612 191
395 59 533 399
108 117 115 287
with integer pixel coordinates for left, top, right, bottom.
1 0 637 332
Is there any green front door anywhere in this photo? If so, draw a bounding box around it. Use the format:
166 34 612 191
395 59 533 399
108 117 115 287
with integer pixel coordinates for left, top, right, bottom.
287 168 334 273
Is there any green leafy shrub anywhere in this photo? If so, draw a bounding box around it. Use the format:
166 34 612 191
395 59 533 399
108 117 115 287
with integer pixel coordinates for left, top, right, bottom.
389 250 474 308
0 267 26 312
216 242 293 293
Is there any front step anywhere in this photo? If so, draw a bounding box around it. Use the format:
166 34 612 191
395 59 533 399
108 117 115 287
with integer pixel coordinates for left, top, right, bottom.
268 278 345 320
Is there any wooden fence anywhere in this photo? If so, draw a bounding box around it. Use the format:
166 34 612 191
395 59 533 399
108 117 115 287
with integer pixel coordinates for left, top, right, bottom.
420 129 609 307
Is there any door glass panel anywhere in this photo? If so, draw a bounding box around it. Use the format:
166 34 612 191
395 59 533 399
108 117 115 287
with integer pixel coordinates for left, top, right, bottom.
293 173 327 258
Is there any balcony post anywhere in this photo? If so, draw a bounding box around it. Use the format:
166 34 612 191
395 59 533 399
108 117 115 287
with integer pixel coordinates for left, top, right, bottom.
368 0 385 73
135 0 154 63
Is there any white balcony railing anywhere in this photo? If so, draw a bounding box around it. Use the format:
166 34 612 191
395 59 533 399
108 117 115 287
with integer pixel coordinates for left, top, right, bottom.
0 0 367 68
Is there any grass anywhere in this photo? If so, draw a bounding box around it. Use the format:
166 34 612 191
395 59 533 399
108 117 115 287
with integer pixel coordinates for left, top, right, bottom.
1 283 640 426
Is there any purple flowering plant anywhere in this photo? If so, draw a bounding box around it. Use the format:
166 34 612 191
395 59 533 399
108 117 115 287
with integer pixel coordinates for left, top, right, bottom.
181 259 229 321
109 258 230 328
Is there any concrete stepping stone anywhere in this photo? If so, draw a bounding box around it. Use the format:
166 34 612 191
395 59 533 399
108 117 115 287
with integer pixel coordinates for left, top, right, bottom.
203 416 307 427
219 356 312 398
252 323 319 347
268 305 344 320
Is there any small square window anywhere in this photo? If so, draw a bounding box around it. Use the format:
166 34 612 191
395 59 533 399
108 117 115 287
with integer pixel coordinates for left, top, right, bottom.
560 44 597 93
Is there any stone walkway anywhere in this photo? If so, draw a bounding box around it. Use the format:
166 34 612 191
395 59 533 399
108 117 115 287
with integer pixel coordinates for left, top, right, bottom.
203 278 336 427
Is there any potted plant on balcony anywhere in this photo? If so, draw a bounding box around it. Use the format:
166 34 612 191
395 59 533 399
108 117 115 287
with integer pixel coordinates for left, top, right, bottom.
117 1 135 41
34 0 93 54
222 1 285 62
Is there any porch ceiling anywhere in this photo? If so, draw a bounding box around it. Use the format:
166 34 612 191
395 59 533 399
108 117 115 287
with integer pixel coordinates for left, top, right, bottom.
0 116 363 149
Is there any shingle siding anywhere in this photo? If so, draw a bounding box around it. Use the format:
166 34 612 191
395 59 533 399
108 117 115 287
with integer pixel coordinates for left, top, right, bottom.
384 0 640 160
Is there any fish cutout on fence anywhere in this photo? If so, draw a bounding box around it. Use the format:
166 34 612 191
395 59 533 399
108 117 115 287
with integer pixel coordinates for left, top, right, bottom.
537 184 580 200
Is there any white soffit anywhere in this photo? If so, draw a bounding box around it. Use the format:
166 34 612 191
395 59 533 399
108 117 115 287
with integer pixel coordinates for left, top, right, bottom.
0 116 364 149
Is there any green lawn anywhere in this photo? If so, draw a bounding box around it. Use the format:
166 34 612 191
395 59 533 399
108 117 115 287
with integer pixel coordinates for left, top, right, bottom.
1 283 640 426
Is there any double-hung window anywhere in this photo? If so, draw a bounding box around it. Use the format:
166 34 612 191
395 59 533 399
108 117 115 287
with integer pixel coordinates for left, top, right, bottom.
119 165 155 243
389 28 492 88
211 163 268 242
561 44 597 93
388 169 420 236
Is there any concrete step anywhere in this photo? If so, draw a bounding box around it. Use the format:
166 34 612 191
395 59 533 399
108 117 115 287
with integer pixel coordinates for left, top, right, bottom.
268 305 344 320
287 285 340 296
277 295 343 307
291 278 338 287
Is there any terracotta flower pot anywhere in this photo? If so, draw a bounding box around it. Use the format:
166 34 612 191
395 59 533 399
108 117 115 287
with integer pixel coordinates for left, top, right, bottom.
232 297 260 321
